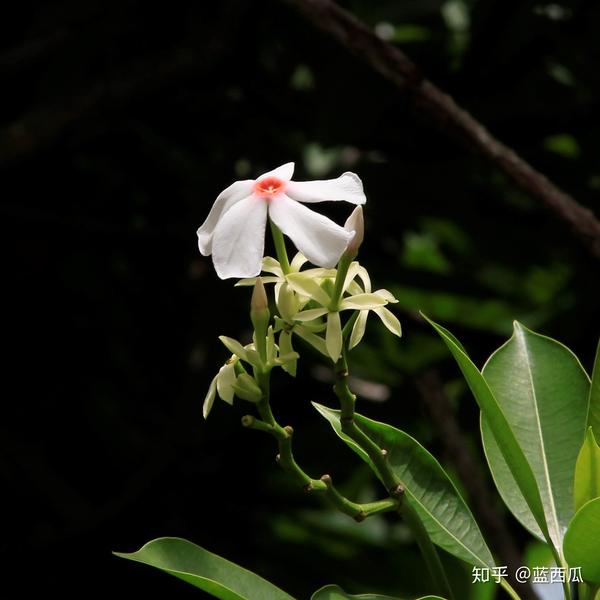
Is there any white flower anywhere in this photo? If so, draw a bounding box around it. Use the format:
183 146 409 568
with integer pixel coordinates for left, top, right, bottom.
197 162 366 279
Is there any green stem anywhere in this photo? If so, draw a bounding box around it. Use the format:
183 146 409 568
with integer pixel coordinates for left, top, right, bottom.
269 219 291 274
246 370 397 515
320 474 397 521
499 579 522 600
580 582 599 600
548 546 571 600
332 351 455 600
329 252 353 311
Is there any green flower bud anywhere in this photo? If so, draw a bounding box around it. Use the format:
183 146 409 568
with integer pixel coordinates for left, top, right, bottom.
276 283 298 322
232 373 263 403
251 277 270 335
250 277 271 365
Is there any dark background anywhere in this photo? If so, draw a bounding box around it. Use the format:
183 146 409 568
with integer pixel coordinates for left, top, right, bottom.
3 0 599 597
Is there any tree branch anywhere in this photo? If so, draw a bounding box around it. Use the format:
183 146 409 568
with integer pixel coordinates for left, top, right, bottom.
281 0 600 260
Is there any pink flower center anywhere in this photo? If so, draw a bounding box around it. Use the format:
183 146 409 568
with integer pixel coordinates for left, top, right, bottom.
254 176 285 199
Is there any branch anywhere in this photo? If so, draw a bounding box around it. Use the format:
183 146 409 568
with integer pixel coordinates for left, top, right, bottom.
281 0 600 260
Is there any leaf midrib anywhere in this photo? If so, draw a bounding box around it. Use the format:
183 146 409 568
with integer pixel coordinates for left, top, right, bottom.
377 433 492 567
516 327 560 546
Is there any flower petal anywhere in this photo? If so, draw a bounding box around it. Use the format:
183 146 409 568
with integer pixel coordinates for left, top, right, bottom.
326 312 343 361
286 272 331 307
261 256 284 276
347 280 364 296
344 206 364 256
294 307 329 322
257 162 295 182
266 326 276 363
286 172 366 205
374 288 398 303
341 293 388 310
212 196 268 279
197 180 254 255
357 265 372 294
202 373 219 419
349 310 369 350
300 267 337 279
290 252 308 272
276 282 299 322
235 276 281 287
373 307 402 337
269 195 352 268
278 330 297 376
219 336 249 361
216 361 237 405
295 324 328 357
342 261 361 293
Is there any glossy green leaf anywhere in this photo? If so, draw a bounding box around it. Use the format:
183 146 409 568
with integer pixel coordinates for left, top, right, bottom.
563 498 600 584
311 585 444 600
114 537 295 600
313 404 495 569
575 427 600 512
423 316 551 543
590 339 600 440
481 322 589 548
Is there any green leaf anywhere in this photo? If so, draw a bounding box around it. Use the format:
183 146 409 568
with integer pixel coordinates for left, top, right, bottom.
114 537 295 599
563 498 600 584
543 133 581 159
423 316 551 544
575 427 600 512
310 585 445 600
313 404 496 569
481 322 589 548
589 339 600 440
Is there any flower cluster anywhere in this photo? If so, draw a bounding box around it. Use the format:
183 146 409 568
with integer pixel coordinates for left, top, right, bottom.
198 162 401 418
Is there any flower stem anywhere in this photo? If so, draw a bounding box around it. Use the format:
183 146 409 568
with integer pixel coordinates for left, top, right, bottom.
499 579 522 600
269 219 291 274
245 370 398 514
245 413 325 491
329 252 353 311
548 546 571 600
320 474 397 521
333 351 455 600
580 583 599 600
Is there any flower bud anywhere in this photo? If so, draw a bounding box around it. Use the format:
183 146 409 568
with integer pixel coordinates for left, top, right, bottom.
251 277 270 328
276 283 298 323
251 278 270 363
343 206 364 259
232 373 263 403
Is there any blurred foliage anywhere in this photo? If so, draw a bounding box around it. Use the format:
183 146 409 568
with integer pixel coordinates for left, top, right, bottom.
2 0 599 597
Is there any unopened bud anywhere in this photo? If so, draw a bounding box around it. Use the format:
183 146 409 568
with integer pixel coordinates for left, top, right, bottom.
251 277 270 330
276 283 297 323
251 278 270 364
232 373 263 403
343 206 364 258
